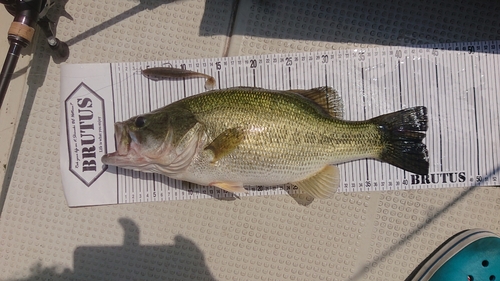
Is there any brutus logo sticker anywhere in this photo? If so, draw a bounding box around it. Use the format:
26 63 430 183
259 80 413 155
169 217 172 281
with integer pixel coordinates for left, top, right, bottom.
410 172 466 185
65 83 107 186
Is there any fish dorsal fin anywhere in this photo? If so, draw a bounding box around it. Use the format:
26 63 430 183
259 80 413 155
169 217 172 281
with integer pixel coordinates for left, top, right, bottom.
292 165 340 199
289 87 343 119
204 128 245 163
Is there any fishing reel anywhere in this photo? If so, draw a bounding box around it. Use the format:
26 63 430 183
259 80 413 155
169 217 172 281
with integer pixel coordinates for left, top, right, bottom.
0 0 69 107
1 0 68 56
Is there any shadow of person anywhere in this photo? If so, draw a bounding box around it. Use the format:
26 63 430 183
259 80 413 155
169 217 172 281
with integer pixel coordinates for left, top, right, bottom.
3 218 218 281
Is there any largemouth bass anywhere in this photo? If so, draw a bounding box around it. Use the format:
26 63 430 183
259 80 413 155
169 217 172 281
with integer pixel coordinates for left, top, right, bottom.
102 87 428 199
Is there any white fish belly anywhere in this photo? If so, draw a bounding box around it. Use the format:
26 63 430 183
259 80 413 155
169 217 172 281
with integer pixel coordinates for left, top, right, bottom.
176 139 370 186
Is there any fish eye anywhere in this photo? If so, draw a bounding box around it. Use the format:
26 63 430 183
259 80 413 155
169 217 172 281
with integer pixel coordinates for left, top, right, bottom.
135 116 146 128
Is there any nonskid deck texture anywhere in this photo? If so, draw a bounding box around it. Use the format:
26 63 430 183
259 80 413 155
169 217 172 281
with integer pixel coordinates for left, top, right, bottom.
1 0 500 280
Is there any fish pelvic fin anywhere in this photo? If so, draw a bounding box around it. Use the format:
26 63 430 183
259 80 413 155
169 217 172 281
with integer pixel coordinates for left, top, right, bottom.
292 165 340 199
205 128 245 164
210 181 248 194
372 106 429 175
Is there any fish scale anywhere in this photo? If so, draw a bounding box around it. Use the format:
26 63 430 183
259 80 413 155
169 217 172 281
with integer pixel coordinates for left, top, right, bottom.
185 89 377 164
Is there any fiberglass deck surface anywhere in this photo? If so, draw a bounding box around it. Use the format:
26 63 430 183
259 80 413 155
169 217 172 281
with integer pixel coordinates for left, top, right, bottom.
1 0 500 280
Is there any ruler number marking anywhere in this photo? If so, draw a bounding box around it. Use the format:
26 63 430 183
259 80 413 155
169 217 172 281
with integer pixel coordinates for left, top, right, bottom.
249 59 257 68
358 52 365 61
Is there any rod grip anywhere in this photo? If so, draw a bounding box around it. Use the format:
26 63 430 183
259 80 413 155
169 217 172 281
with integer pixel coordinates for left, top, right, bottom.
8 21 35 43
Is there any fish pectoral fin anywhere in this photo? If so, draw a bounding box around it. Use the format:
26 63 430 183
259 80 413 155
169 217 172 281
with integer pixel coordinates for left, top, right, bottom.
204 128 245 163
292 165 340 199
210 181 248 194
289 87 344 119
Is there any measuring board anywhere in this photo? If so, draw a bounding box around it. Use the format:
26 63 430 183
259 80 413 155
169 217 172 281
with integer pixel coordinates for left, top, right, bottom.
60 40 500 207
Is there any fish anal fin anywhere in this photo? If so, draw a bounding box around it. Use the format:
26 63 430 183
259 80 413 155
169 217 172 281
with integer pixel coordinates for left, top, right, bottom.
205 128 245 163
210 181 248 194
289 87 343 119
292 165 339 199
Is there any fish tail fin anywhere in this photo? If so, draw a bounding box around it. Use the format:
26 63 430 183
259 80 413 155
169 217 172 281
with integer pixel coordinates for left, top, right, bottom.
371 106 429 175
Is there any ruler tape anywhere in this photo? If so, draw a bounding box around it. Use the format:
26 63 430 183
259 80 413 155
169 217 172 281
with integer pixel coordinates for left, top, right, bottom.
107 41 500 203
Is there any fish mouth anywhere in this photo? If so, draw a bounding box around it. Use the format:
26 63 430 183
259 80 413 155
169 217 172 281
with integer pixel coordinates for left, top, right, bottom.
101 122 133 165
114 122 130 156
101 122 165 172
